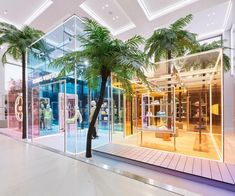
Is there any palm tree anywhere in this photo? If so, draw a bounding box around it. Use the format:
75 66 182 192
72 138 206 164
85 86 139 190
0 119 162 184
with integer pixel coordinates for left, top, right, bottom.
191 40 230 71
50 18 148 158
145 14 197 127
0 22 44 139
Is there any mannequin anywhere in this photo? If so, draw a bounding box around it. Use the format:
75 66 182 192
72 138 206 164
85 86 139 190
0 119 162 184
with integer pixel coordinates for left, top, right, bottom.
40 103 45 129
90 100 98 138
66 106 83 124
66 106 83 135
44 104 53 130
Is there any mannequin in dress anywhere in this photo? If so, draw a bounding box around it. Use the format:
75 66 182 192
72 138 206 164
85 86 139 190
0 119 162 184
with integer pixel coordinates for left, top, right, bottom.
90 100 98 138
66 106 83 124
44 104 53 130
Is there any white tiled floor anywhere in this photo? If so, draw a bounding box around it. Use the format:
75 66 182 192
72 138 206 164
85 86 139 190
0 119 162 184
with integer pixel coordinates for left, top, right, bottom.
0 134 194 196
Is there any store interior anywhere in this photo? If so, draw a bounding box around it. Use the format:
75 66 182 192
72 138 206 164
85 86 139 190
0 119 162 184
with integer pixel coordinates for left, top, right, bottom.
112 50 223 161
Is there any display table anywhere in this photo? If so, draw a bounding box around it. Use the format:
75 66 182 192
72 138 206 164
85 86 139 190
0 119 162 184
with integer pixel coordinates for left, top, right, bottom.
141 127 176 150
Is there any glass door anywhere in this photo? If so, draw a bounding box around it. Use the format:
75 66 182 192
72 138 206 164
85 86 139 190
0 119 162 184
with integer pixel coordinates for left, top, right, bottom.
31 80 66 152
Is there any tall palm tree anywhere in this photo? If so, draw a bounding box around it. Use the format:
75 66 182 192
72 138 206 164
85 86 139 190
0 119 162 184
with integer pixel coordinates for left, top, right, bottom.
51 18 148 158
145 14 197 127
0 22 44 139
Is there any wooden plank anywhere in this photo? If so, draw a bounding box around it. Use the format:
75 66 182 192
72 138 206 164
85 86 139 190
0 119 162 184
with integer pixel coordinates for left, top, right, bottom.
154 152 168 166
148 151 162 164
106 144 127 154
192 158 201 176
142 150 157 162
227 163 235 183
184 157 194 174
210 161 222 181
168 154 181 170
218 163 234 184
175 156 187 172
121 147 138 157
131 149 148 160
135 149 153 162
127 147 144 159
161 153 174 168
201 159 211 179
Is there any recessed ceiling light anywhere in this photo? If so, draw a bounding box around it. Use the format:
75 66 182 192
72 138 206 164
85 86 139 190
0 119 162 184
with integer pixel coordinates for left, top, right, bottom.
211 22 214 25
102 6 105 9
207 14 210 17
116 16 119 19
212 12 215 16
112 17 116 21
206 24 209 26
105 4 109 7
3 10 8 15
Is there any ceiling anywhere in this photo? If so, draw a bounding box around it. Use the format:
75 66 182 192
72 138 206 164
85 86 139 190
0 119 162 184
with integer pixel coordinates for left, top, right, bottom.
0 0 234 41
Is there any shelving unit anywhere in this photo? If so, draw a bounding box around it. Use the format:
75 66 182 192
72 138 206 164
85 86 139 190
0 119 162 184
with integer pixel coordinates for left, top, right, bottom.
141 87 176 150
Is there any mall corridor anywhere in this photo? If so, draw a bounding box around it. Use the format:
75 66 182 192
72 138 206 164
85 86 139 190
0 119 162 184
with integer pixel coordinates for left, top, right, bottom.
1 133 235 196
0 134 189 196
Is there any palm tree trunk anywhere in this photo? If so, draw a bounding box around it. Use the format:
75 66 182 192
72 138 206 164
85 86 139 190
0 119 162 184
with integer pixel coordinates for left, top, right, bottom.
86 74 109 158
22 52 27 139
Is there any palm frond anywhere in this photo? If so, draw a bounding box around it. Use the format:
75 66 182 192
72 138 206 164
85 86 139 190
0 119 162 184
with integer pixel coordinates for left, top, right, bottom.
170 14 193 30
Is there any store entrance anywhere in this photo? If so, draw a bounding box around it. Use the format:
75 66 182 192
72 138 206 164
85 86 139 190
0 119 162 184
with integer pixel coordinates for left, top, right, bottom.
31 80 66 150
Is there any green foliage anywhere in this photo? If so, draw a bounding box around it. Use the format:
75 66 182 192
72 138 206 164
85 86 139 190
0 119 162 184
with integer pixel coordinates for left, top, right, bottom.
145 14 197 62
50 18 148 94
0 22 44 64
191 40 230 71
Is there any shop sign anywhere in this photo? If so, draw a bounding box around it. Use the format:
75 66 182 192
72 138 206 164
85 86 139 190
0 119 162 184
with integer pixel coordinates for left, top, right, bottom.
15 94 23 122
32 72 59 84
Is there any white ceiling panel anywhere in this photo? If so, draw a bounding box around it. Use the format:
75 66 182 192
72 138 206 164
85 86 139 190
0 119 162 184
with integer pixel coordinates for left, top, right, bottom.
0 0 52 27
138 0 199 21
187 1 231 39
80 0 136 35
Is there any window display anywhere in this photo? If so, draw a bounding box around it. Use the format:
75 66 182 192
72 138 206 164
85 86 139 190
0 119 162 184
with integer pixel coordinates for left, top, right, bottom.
111 49 223 161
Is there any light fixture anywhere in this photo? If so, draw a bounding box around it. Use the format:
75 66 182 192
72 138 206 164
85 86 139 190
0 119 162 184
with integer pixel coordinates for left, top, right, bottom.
3 10 7 15
102 6 105 10
80 2 136 36
116 16 119 19
105 4 109 7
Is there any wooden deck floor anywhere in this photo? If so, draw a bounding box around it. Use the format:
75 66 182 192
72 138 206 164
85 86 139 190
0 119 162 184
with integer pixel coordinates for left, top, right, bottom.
93 144 235 191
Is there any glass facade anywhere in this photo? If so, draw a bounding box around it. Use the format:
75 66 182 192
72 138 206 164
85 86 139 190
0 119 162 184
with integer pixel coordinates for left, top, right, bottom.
111 49 223 161
25 15 227 162
27 16 111 154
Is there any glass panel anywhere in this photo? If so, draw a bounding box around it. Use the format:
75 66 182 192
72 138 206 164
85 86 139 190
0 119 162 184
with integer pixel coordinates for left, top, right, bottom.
0 63 22 138
111 87 124 142
111 49 223 161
